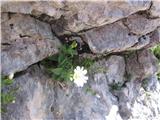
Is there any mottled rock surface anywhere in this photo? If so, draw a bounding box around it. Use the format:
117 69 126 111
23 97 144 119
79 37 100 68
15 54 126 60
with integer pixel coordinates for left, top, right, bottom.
1 38 60 76
51 0 151 35
129 75 160 120
149 1 160 17
124 14 160 35
1 13 61 75
84 21 140 54
1 1 64 19
1 1 160 120
2 51 159 120
2 65 55 120
83 15 160 54
126 50 158 80
1 14 54 43
1 1 152 35
2 62 120 120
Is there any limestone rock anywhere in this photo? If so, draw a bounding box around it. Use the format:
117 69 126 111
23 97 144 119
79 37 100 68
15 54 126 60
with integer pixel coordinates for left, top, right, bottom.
2 55 125 120
112 50 159 120
149 1 160 17
144 28 160 48
53 73 117 120
2 52 159 120
1 13 9 23
114 80 141 120
157 27 160 41
1 38 60 76
1 14 54 43
2 64 118 120
95 56 125 85
124 14 160 35
84 17 160 54
142 75 159 91
129 77 160 120
1 1 160 120
1 1 153 35
51 0 151 35
105 105 123 120
2 65 55 120
1 1 64 20
52 55 125 120
1 13 61 75
126 50 159 81
83 21 142 54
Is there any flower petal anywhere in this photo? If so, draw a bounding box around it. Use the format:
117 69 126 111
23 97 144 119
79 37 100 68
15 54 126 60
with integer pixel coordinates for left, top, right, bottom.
82 69 87 75
76 66 80 71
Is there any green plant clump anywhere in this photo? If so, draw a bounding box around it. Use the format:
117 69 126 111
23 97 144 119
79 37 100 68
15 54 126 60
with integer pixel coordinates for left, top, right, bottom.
43 41 94 82
151 44 160 60
110 82 123 91
151 44 160 80
1 76 17 113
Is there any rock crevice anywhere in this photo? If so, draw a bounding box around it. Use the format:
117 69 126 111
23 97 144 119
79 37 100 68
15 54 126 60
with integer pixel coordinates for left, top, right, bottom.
1 1 160 120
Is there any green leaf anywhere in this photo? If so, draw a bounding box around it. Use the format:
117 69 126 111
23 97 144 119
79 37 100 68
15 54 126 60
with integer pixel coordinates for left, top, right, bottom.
2 79 13 86
47 55 58 61
58 54 65 64
1 91 15 105
51 68 63 75
70 41 77 49
42 41 79 82
81 58 95 69
151 44 160 60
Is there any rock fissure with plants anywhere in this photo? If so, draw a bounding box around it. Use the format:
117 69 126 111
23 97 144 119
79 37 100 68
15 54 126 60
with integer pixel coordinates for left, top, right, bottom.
1 1 160 120
42 40 94 87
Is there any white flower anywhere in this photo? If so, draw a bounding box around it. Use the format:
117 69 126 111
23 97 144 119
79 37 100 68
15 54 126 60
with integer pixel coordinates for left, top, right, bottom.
71 66 88 87
96 94 101 99
9 73 14 80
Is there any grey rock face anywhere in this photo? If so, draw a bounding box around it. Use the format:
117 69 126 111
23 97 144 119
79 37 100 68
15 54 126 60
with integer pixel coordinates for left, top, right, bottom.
126 50 159 81
1 1 64 19
84 15 160 54
53 74 117 120
84 21 143 54
1 38 60 76
48 55 125 120
124 14 160 35
1 13 61 75
2 55 125 120
51 0 151 35
114 80 141 120
158 27 160 40
129 76 160 120
149 1 160 17
2 65 55 120
2 1 151 35
1 1 160 120
1 14 54 43
2 64 119 120
142 75 159 91
2 51 159 120
112 50 159 120
95 56 125 85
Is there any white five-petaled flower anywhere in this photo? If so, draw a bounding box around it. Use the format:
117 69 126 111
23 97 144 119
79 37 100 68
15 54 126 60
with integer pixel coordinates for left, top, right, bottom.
71 66 88 87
